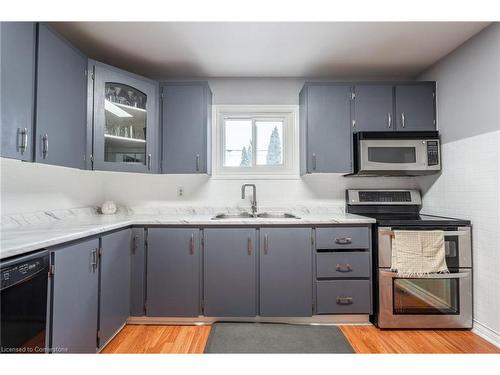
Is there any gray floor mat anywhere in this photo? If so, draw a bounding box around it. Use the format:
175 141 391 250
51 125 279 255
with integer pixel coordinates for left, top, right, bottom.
204 322 355 353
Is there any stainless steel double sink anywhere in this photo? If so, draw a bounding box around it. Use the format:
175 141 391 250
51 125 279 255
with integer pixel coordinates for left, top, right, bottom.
211 212 301 220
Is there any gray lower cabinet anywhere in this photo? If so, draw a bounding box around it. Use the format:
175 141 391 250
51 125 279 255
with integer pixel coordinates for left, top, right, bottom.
161 82 212 174
203 228 257 317
316 280 371 314
50 238 99 353
130 228 146 316
353 85 394 132
395 84 436 131
316 252 370 279
0 22 36 161
314 226 372 315
146 228 201 317
300 83 352 174
315 227 370 250
259 228 313 316
90 60 159 173
35 23 88 169
98 230 131 348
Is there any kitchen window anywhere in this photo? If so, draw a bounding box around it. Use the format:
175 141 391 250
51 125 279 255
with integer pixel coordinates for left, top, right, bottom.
213 105 298 178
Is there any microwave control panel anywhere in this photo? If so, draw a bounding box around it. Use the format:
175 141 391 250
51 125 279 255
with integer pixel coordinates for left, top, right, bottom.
426 140 439 166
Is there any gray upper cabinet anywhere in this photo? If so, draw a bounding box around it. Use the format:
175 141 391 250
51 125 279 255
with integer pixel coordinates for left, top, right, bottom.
161 82 212 174
35 24 88 169
259 228 313 317
99 230 131 348
353 85 394 132
146 228 201 317
0 22 36 161
395 83 436 131
300 83 352 174
203 228 257 317
50 238 99 353
90 60 159 173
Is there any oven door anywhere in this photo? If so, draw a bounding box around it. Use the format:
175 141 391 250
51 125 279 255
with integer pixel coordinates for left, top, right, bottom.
359 139 440 174
378 226 472 269
378 269 472 328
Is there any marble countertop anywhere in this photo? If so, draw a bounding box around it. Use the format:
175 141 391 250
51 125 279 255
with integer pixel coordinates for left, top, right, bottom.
0 206 375 260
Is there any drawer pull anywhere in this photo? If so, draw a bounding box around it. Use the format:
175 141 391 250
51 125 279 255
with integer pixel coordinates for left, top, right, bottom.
336 297 353 305
335 263 353 272
335 237 352 245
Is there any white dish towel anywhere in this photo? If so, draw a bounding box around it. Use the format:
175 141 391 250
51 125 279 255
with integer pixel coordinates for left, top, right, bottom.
391 230 448 276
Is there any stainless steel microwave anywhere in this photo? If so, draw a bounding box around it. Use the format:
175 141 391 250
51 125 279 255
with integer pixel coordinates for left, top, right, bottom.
350 131 441 176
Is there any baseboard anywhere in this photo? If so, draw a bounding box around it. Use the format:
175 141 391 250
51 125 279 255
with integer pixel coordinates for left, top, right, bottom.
127 315 371 325
473 319 500 348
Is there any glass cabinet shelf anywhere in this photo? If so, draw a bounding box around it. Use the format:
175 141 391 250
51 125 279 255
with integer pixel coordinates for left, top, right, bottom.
104 134 146 143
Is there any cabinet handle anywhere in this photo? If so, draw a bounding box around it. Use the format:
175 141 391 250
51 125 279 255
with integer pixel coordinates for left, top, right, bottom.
336 297 353 305
387 113 392 128
90 249 98 273
312 154 317 171
335 263 353 272
147 154 152 170
18 128 28 154
189 233 195 255
401 113 406 128
42 134 48 159
264 234 269 254
132 235 139 254
335 237 352 245
247 235 252 255
195 154 200 172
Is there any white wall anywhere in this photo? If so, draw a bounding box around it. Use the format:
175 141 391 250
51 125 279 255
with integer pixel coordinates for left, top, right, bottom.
417 23 500 346
208 78 305 105
0 158 105 215
0 157 418 214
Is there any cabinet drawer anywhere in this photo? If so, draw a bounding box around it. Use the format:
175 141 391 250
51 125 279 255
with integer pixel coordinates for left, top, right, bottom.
316 280 370 314
315 227 370 249
316 252 370 278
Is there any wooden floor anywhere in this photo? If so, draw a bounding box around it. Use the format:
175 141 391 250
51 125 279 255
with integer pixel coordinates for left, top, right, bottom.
339 325 500 354
101 324 499 354
101 325 211 354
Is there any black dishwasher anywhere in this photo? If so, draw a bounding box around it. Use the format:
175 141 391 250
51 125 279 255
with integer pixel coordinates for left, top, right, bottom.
1 250 49 353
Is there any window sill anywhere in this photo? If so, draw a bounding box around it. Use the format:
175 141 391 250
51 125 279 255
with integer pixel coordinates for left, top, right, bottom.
211 173 301 180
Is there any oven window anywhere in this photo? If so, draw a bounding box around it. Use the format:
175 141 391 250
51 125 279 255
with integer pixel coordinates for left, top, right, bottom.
393 278 460 315
368 147 416 163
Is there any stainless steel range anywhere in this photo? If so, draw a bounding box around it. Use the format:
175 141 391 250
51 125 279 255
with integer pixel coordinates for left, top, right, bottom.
346 189 472 329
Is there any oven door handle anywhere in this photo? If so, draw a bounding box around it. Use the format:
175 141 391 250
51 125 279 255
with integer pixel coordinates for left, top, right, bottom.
380 270 470 279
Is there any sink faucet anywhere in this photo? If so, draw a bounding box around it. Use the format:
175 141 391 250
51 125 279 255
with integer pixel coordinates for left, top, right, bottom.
241 184 257 217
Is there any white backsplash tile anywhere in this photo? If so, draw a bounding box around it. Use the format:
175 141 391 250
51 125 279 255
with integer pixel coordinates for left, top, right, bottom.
418 130 500 342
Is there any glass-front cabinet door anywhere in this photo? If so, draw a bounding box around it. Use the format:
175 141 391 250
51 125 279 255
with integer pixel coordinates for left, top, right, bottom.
91 61 158 173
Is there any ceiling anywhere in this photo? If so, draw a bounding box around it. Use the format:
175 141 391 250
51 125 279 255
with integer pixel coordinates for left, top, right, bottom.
51 22 491 79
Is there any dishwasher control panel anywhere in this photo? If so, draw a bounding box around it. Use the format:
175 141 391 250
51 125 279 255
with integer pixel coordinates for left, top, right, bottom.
1 256 48 290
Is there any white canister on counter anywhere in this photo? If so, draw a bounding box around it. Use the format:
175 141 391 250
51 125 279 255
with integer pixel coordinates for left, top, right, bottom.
100 201 117 215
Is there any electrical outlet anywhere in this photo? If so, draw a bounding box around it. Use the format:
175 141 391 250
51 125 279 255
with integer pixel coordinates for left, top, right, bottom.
177 186 184 197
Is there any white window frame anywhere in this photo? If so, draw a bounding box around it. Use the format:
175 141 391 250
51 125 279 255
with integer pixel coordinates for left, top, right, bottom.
212 105 299 179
